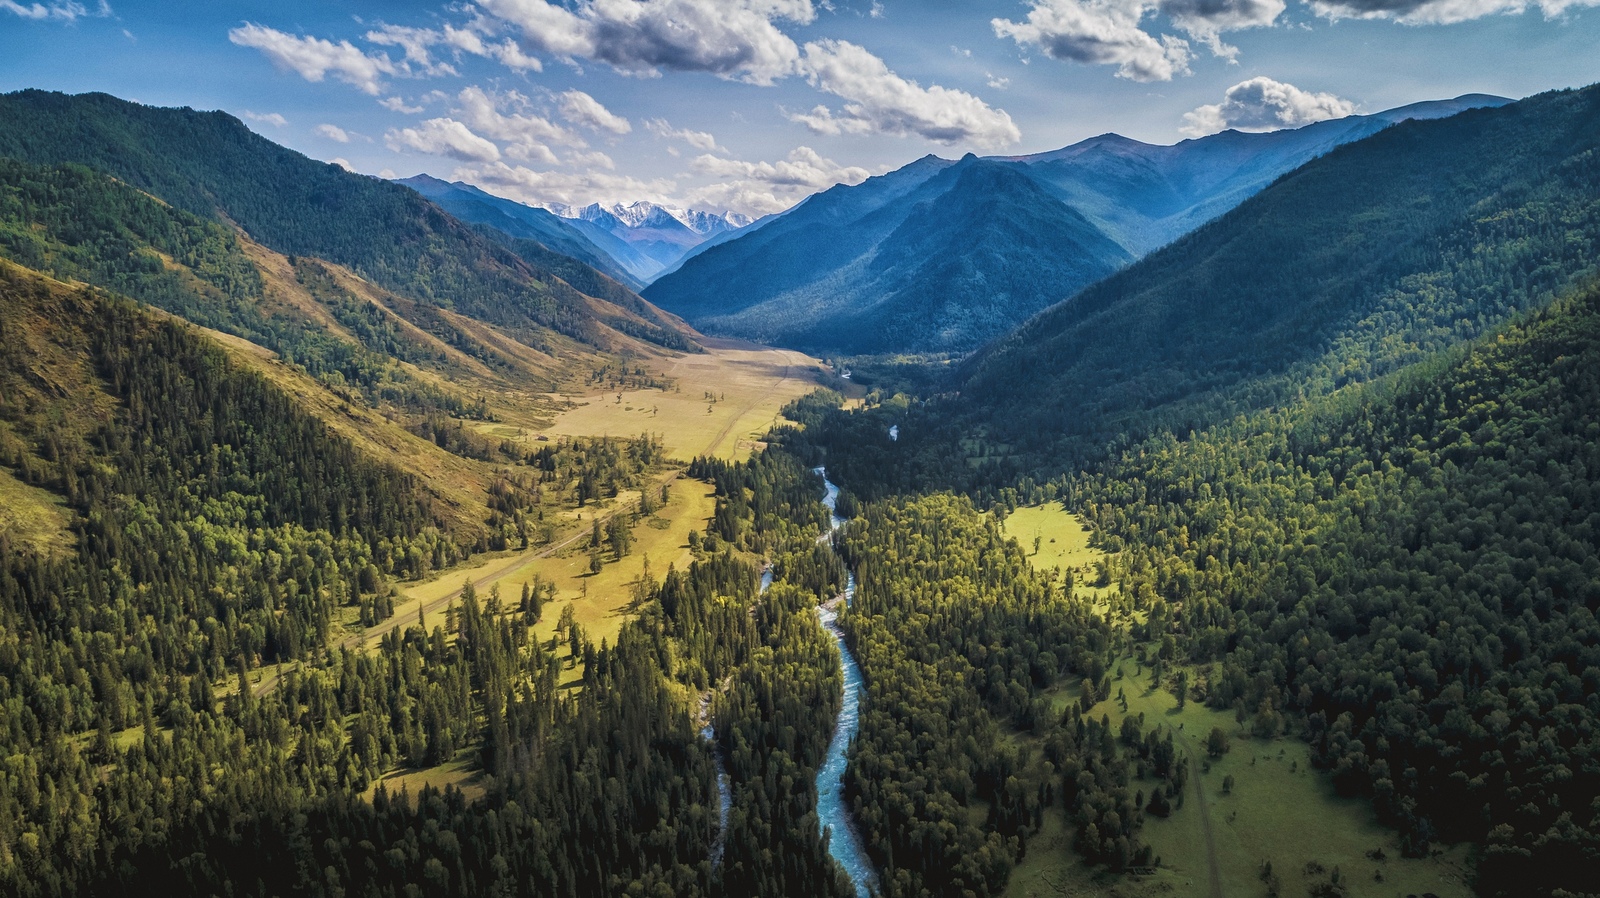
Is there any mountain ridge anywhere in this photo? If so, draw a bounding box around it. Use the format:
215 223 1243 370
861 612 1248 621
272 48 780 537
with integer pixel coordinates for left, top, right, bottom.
646 93 1511 356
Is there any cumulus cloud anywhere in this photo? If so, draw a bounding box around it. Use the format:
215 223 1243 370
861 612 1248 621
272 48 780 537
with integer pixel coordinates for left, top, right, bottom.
1161 0 1284 59
646 118 723 152
380 96 426 114
385 118 503 162
993 0 1290 76
363 23 462 77
558 90 632 134
1 0 106 20
330 157 356 172
454 86 578 163
1309 0 1598 24
315 123 352 142
992 0 1191 82
451 159 678 209
474 0 816 84
242 111 288 127
1181 76 1356 135
230 23 400 95
568 149 618 170
791 39 1020 147
687 145 871 213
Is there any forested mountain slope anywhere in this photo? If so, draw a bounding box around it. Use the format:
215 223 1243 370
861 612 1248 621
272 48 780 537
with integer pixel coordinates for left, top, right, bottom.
0 89 693 354
959 84 1600 471
1067 279 1600 896
777 82 1600 898
0 268 848 895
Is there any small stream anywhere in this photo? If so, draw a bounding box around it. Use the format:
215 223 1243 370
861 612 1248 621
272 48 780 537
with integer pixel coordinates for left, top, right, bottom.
813 467 879 898
700 567 770 870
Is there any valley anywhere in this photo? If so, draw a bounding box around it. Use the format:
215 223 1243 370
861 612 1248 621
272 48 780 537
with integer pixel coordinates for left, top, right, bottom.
3 71 1600 898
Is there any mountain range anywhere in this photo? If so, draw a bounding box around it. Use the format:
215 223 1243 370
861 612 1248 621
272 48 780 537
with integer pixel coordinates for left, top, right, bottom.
644 93 1510 356
398 174 750 288
5 76 1600 898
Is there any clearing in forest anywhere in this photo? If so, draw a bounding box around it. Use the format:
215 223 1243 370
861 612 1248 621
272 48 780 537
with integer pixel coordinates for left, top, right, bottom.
1002 503 1117 606
537 338 827 462
1004 663 1474 898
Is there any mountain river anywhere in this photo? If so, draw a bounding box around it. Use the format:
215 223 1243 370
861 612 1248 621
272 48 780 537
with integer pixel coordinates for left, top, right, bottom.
699 468 878 896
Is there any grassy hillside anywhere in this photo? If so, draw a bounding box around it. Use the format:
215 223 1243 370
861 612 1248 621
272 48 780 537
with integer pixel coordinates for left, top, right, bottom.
0 89 694 354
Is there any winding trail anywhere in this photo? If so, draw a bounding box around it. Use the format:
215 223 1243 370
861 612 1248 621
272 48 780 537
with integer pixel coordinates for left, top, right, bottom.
1183 734 1225 898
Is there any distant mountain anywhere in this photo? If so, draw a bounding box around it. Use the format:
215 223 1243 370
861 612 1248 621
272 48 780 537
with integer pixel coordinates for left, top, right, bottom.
526 199 755 281
646 94 1510 356
396 174 653 291
654 156 1130 354
1000 93 1514 255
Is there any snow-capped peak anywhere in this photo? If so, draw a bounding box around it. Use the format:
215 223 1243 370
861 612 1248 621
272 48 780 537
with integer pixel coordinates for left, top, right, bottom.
541 200 751 237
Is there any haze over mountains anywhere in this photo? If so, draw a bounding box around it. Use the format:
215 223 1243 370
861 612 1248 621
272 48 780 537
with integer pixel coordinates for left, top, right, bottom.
644 94 1510 356
398 174 750 289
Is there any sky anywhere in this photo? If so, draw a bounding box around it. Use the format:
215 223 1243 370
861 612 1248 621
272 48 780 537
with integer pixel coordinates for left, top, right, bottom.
3 0 1599 217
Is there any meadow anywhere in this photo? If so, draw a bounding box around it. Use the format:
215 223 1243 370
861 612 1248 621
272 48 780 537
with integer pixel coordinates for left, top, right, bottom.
1002 503 1473 898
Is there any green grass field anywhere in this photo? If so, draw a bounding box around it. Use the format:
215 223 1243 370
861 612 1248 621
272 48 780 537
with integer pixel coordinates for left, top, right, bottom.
1002 664 1476 898
0 465 74 556
1000 505 1473 898
1001 503 1117 606
537 339 826 462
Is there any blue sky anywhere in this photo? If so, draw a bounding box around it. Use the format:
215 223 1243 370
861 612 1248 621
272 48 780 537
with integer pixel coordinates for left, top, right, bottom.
3 0 1598 215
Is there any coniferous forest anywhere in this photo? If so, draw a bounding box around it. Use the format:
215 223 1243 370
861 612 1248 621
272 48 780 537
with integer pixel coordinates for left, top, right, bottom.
2 72 1600 898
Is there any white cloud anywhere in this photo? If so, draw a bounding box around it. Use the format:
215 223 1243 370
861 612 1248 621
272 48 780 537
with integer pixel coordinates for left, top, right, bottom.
992 0 1191 82
646 118 723 152
687 145 871 213
386 118 503 162
792 39 1020 147
454 86 577 163
558 90 632 134
1161 0 1284 59
987 73 1011 88
1309 0 1599 24
451 159 679 209
568 149 618 169
330 157 356 172
1181 76 1356 136
870 0 885 16
242 111 288 127
0 0 108 21
381 96 426 114
229 23 399 95
315 123 352 142
364 23 462 77
474 0 816 85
